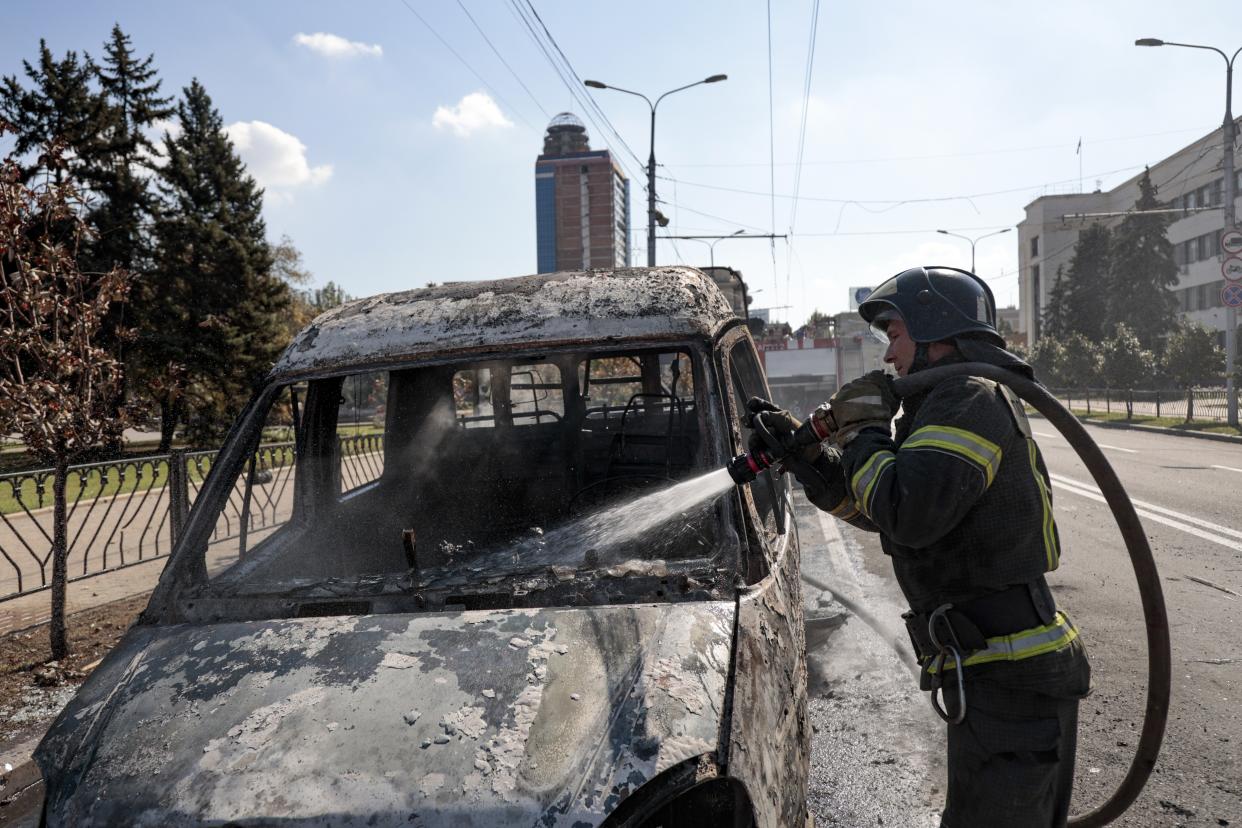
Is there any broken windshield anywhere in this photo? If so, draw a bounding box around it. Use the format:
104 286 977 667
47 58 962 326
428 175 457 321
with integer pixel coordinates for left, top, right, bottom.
187 346 740 611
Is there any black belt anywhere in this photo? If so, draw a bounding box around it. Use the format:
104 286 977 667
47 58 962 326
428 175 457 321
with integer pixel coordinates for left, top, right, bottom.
903 578 1056 662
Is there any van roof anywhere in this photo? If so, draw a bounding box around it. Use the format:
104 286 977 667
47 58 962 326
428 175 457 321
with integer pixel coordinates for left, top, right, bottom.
272 267 738 378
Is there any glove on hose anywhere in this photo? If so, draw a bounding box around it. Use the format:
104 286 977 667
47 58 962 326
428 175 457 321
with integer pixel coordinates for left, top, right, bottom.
744 397 821 463
824 370 900 447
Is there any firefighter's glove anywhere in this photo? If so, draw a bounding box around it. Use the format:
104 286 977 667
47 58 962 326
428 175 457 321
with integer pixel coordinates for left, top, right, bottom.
744 397 820 463
825 371 899 447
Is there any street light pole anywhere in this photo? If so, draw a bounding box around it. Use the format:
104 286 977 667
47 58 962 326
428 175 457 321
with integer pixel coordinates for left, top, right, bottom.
1137 39 1242 426
673 229 745 269
584 75 727 267
936 227 1012 273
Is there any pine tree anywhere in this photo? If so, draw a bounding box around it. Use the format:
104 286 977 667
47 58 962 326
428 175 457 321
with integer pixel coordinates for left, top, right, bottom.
1107 169 1178 349
85 24 173 275
0 41 106 184
1061 224 1113 341
1041 265 1070 340
140 79 289 449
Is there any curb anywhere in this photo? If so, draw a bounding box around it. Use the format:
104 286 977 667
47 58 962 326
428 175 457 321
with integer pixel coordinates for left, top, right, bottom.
1072 416 1242 444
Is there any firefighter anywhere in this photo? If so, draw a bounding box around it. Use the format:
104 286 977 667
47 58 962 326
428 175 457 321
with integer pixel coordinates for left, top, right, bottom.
752 266 1090 827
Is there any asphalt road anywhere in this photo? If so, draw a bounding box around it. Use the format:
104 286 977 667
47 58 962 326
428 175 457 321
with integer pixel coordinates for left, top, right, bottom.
809 419 1242 827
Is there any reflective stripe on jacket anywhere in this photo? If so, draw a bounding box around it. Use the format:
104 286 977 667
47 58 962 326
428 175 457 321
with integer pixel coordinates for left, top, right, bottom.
926 612 1079 673
837 370 1061 613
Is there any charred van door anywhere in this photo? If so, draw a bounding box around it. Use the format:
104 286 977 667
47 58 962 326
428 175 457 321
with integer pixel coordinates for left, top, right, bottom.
717 326 810 828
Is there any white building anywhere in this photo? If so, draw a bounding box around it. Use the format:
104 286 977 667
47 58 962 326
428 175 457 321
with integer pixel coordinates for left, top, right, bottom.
1018 118 1242 344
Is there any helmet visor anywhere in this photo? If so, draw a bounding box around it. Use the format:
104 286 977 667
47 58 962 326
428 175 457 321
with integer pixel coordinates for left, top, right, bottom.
868 307 902 344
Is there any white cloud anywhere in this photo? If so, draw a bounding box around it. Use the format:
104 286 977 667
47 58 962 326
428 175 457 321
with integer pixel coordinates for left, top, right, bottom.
293 32 382 59
225 121 333 196
432 92 513 138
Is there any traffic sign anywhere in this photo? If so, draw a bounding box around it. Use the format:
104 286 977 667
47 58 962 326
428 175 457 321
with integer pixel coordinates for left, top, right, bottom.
1223 228 1242 255
1224 255 1242 282
1222 282 1242 308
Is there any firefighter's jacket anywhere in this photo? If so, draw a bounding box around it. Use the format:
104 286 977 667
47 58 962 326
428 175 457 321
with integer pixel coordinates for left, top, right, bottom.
810 366 1060 615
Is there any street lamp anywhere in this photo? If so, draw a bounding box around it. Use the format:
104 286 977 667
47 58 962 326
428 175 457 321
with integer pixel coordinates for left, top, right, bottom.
584 74 728 267
1136 38 1242 425
677 229 745 269
936 227 1012 273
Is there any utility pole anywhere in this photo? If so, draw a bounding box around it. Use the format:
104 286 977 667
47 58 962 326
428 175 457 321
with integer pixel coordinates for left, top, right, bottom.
584 75 727 267
1137 39 1241 425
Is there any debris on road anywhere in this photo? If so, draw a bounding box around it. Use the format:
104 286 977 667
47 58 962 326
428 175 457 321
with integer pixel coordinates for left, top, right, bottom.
1187 575 1239 598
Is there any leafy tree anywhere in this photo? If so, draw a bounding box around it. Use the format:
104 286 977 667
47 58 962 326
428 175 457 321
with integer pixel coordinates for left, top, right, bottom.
1062 224 1112 341
1041 265 1070 340
273 235 353 340
1162 320 1224 421
1101 323 1154 418
1060 333 1101 388
0 137 131 659
1107 169 1178 348
139 79 289 449
803 309 832 337
1029 337 1066 386
0 41 106 184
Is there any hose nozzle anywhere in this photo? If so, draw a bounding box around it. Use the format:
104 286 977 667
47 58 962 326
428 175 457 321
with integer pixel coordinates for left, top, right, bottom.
727 449 778 485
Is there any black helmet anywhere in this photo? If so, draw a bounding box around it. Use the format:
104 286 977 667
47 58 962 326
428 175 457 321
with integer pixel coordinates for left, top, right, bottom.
858 266 1003 347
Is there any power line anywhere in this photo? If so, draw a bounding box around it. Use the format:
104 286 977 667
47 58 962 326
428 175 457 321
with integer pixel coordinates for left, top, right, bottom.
660 126 1217 168
502 2 643 188
766 0 776 261
396 0 538 131
514 0 645 172
656 163 1147 205
788 0 820 239
454 0 550 120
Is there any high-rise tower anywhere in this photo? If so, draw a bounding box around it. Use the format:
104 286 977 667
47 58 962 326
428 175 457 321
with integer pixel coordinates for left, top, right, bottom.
534 112 630 273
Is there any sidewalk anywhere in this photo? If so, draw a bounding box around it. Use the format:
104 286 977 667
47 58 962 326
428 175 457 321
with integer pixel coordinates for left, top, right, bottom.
0 556 166 636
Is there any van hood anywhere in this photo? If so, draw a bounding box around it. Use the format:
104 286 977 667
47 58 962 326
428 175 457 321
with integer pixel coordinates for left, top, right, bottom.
37 602 734 827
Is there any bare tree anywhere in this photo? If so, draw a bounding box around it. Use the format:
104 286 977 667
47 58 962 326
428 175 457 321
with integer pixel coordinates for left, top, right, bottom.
0 131 131 659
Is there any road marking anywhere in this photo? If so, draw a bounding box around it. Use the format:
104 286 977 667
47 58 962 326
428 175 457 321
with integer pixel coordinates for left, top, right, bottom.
1033 431 1058 439
1049 473 1242 552
1096 444 1138 454
1211 464 1242 474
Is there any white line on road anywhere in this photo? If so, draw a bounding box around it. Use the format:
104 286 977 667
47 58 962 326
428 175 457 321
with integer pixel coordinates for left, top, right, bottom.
1095 444 1138 454
1033 431 1058 439
1211 464 1242 474
1049 473 1242 552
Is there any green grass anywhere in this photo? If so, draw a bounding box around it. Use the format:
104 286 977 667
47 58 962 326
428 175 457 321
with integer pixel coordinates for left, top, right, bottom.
1064 408 1242 436
0 443 302 516
0 460 175 516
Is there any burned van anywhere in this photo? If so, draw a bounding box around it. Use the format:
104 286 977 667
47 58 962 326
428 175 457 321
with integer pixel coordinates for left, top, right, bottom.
35 267 809 827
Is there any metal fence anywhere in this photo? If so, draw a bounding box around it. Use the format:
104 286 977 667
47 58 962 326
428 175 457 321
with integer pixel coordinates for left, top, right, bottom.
0 434 382 603
1047 387 1228 422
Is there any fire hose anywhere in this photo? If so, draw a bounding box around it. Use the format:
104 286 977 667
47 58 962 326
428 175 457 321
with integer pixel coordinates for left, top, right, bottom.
730 362 1170 827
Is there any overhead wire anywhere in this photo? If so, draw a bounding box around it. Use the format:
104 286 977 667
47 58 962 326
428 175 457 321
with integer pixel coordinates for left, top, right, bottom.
656 163 1147 206
788 0 820 241
513 0 645 173
766 0 778 299
396 0 538 131
454 0 550 120
661 126 1217 168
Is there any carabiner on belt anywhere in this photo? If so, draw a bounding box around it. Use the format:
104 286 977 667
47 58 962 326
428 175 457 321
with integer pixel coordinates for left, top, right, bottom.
927 603 967 725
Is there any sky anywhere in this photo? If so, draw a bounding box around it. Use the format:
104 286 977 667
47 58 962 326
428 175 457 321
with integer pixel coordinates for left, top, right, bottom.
3 1 1240 327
